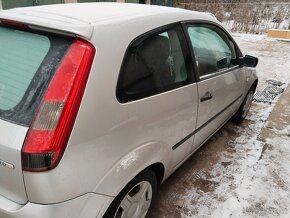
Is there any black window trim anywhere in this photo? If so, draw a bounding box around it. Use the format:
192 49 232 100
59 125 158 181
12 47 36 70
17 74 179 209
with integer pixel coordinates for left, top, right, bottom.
116 22 196 104
181 20 244 82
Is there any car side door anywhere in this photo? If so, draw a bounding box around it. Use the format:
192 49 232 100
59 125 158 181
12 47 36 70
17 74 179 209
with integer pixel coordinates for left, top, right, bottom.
183 22 246 151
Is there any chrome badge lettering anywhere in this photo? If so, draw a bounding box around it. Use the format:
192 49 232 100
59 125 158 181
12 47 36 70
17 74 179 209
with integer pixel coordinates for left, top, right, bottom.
0 159 14 169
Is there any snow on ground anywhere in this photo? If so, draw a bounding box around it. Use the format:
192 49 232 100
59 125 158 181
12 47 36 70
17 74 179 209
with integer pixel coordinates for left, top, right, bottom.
181 98 289 217
232 33 273 42
180 35 290 217
233 33 290 86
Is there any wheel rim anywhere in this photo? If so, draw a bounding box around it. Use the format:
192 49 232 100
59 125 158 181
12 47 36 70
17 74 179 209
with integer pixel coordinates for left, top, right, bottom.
242 91 254 118
114 181 153 218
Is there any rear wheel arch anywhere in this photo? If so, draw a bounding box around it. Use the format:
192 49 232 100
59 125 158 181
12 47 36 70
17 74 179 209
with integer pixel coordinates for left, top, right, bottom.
144 162 165 186
93 141 170 197
99 161 166 217
103 169 158 218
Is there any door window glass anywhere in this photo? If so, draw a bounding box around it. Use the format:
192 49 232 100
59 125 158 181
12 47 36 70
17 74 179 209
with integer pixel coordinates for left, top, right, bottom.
187 25 236 77
117 26 189 102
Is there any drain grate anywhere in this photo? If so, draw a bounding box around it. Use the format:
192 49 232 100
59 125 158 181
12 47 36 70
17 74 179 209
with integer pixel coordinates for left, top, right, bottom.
253 80 285 104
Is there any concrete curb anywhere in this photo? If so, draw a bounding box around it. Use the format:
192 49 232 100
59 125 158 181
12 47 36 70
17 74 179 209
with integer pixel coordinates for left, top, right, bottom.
258 84 290 141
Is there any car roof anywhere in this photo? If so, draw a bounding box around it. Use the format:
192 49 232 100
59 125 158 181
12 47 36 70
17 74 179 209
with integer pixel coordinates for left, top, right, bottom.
0 3 217 39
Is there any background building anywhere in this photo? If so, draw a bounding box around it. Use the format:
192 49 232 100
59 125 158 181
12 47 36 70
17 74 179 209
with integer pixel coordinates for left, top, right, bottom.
0 0 173 10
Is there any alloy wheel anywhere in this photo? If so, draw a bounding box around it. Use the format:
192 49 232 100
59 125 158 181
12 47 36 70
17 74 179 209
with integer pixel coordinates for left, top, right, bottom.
114 181 153 218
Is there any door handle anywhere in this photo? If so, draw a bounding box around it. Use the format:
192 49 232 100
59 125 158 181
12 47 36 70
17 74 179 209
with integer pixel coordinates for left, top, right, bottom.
200 91 213 102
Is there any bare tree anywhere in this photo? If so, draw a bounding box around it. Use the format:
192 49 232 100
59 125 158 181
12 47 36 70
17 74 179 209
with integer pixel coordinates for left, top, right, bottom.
177 0 290 33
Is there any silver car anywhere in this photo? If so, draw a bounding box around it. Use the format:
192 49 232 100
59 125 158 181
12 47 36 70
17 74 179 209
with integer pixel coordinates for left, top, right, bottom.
0 3 258 218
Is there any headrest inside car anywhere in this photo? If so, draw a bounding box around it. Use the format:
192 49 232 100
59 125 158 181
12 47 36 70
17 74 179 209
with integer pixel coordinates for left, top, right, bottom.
141 35 170 67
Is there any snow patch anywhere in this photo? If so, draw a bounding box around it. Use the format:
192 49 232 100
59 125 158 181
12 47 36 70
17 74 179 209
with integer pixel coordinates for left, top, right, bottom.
116 151 139 172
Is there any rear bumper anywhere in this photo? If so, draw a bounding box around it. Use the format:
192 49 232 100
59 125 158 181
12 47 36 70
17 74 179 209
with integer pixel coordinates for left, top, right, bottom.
0 193 113 218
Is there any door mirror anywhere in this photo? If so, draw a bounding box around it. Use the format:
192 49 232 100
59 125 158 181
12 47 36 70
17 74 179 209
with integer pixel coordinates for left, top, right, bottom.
243 55 258 67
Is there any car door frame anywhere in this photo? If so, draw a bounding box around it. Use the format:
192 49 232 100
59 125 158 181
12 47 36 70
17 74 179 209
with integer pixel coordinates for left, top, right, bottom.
179 20 246 151
180 20 244 83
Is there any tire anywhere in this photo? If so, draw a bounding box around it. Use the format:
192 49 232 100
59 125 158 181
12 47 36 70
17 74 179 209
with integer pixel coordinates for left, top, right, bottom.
103 170 157 218
231 88 255 124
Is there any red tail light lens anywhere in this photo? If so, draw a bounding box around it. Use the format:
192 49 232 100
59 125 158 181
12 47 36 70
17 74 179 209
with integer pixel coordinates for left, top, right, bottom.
22 39 95 172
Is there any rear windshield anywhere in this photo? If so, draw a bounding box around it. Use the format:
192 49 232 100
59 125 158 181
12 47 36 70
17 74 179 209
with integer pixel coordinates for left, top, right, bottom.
0 26 73 126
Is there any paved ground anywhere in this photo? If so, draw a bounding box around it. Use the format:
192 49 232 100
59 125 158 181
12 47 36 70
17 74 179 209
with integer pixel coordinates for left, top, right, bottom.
149 35 290 217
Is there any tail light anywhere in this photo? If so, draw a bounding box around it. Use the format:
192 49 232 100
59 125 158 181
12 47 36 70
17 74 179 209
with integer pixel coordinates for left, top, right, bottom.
22 39 95 172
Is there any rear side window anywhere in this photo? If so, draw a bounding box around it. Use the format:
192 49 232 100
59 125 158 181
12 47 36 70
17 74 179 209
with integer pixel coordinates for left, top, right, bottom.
0 26 73 126
117 25 193 103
